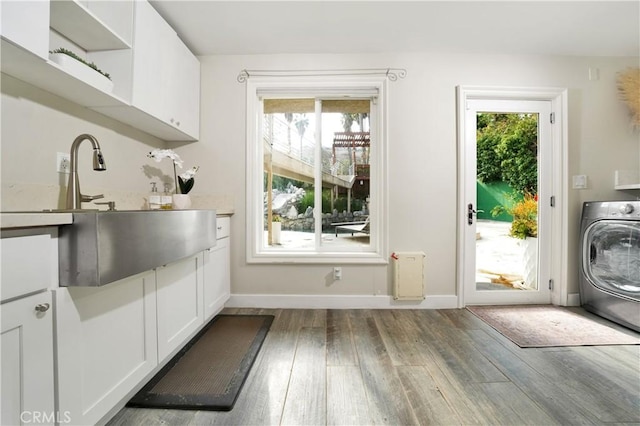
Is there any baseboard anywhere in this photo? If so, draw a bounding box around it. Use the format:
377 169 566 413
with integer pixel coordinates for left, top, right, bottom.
567 293 581 306
226 294 458 309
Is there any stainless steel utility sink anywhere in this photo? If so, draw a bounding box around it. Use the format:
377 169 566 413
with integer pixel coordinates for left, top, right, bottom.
58 209 217 286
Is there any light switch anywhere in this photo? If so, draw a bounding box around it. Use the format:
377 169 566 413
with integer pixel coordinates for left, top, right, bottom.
572 175 588 189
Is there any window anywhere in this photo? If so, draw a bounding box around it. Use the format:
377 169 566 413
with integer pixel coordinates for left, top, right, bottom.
246 77 388 263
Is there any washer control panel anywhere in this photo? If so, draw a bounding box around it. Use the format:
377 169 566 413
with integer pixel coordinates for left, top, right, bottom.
583 201 640 219
619 203 635 215
609 201 640 218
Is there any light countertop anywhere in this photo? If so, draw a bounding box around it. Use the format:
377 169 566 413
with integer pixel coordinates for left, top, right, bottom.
1 212 74 229
1 209 233 230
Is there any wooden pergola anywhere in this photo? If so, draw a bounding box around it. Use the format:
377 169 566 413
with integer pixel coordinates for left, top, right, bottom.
331 131 371 211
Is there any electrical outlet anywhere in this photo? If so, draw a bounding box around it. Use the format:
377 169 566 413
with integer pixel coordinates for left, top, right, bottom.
57 152 70 173
333 267 342 280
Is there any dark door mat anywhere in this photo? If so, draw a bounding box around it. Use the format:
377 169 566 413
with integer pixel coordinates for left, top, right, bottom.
127 314 274 411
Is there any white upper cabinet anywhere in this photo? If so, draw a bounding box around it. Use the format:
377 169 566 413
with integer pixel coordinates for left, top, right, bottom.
1 1 50 58
0 0 200 142
169 40 200 139
91 0 201 141
129 0 200 139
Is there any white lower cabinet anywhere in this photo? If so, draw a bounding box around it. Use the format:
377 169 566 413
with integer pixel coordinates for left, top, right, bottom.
50 219 230 424
203 218 231 321
156 253 204 362
1 291 55 426
54 271 157 426
1 228 57 426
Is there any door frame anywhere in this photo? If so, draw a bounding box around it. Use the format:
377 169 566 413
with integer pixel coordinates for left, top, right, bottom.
464 98 552 305
456 86 569 308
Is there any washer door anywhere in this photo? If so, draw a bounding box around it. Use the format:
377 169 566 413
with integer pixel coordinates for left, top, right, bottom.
583 220 640 300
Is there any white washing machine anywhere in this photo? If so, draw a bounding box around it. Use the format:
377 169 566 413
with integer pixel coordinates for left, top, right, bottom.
579 201 640 332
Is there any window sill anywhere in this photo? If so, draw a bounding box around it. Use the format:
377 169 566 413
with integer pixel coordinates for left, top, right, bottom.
247 251 389 265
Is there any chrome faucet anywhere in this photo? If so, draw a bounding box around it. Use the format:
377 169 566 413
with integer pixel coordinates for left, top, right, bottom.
65 134 107 210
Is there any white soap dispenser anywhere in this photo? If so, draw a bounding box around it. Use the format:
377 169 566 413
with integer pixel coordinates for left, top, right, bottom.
149 182 161 210
161 183 173 210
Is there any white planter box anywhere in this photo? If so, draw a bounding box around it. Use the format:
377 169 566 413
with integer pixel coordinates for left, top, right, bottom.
521 237 538 289
49 53 114 93
272 222 281 244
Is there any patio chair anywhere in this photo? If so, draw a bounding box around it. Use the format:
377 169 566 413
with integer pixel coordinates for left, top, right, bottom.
333 216 370 237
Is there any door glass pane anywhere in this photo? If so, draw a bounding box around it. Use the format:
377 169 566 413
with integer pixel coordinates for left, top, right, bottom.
585 221 640 299
475 113 539 291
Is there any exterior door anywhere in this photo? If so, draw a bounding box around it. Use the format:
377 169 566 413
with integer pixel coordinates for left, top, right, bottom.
463 99 552 305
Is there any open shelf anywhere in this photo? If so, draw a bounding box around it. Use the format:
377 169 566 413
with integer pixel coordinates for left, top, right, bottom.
614 170 640 190
1 39 125 107
50 0 130 51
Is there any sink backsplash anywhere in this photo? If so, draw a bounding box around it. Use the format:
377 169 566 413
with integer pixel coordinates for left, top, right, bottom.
1 182 234 213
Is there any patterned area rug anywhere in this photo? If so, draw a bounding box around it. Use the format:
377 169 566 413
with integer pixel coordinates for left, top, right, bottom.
467 305 640 348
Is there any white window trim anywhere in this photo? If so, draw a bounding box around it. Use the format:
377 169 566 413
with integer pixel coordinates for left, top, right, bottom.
246 76 389 264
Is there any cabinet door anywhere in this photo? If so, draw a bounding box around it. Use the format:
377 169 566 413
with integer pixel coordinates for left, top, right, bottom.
130 0 172 120
168 38 200 138
131 0 200 140
0 1 49 59
55 272 157 426
1 292 54 426
203 237 231 321
156 253 204 362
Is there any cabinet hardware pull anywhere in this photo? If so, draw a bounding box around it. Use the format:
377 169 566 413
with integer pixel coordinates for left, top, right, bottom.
35 303 50 313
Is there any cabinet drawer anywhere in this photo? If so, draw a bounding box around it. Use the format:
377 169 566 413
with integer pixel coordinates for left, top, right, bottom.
216 216 230 239
1 232 55 302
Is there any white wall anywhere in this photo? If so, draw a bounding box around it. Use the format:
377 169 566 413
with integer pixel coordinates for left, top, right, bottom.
197 52 639 304
2 51 638 305
0 74 232 211
1 74 166 210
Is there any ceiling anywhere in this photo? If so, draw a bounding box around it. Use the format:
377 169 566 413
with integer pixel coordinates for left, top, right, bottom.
149 1 639 58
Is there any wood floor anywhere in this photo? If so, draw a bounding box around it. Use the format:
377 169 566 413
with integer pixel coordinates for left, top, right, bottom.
109 308 640 425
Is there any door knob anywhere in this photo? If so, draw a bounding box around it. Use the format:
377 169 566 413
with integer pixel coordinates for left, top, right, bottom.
35 303 50 313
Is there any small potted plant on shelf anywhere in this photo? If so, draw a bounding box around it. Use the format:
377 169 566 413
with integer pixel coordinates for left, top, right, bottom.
174 166 199 209
49 47 113 93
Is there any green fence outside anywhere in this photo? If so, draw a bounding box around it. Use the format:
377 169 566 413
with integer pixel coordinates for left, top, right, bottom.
476 181 520 222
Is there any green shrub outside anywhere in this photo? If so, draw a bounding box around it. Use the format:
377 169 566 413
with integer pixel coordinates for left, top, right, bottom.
297 189 363 214
476 113 538 194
